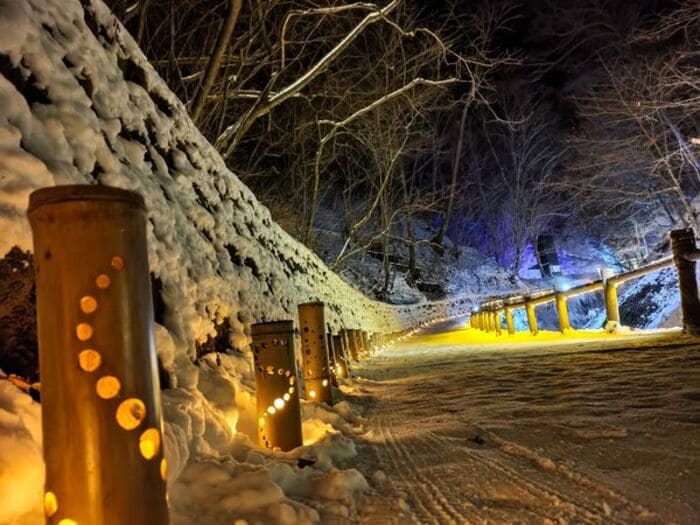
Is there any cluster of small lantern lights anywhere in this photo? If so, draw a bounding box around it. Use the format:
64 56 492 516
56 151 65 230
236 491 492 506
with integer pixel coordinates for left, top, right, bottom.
44 254 166 523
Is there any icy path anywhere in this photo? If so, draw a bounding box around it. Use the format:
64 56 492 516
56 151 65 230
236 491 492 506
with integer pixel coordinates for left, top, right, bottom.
346 323 700 524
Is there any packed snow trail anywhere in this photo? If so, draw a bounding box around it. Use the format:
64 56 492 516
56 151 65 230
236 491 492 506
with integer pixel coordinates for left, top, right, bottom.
345 322 699 524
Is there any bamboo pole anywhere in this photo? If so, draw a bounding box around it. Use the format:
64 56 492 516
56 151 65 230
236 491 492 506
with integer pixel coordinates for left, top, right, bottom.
28 185 168 525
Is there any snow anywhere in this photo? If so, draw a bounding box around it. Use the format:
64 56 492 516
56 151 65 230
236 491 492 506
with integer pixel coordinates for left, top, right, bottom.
347 324 700 523
0 378 43 525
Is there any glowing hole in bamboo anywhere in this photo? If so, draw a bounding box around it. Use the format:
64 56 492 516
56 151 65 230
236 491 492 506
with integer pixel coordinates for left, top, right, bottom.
96 375 121 399
44 491 58 517
78 349 101 372
160 458 168 481
116 398 146 430
79 295 98 314
95 274 111 289
139 428 161 460
111 255 125 270
273 398 285 409
76 322 93 341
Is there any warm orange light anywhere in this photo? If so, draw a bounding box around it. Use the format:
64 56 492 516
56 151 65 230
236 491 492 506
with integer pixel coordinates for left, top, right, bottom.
44 491 58 517
96 376 121 399
76 323 93 341
111 255 125 271
309 390 316 399
116 398 146 430
79 295 98 314
139 428 161 460
160 458 167 481
273 398 285 409
58 519 77 525
95 274 111 289
78 349 101 372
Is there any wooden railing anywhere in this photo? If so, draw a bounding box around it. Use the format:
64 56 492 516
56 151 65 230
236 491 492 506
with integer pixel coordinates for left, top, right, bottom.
470 229 700 336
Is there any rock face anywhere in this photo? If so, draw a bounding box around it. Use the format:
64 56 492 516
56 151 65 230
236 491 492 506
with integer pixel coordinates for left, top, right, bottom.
0 247 37 381
0 0 468 364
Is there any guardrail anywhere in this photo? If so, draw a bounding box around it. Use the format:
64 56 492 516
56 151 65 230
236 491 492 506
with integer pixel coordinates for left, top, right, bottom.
470 229 700 336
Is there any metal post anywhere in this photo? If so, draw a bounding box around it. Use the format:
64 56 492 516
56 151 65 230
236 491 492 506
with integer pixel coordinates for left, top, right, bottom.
298 302 333 404
555 293 570 332
670 228 700 334
525 300 538 335
251 320 303 451
28 185 168 525
505 307 515 334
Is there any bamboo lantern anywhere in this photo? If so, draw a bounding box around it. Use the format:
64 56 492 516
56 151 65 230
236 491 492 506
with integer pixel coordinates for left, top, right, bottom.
361 330 370 358
346 329 361 361
326 332 338 386
297 302 333 404
331 334 349 379
28 185 168 525
251 320 303 451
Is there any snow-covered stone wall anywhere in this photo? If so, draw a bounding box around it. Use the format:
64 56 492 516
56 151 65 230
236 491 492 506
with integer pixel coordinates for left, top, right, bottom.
0 0 468 358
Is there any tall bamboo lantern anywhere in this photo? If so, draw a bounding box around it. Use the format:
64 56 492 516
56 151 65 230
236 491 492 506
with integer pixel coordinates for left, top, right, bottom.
297 302 333 404
251 320 303 451
28 185 168 525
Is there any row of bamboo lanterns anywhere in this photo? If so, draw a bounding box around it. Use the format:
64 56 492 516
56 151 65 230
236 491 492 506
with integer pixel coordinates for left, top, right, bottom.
26 185 411 524
470 228 700 335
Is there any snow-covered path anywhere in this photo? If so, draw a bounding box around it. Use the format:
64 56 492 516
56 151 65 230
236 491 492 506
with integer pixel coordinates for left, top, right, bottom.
347 323 700 524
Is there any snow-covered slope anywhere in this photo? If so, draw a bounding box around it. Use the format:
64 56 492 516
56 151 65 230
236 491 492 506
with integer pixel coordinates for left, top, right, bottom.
0 0 471 348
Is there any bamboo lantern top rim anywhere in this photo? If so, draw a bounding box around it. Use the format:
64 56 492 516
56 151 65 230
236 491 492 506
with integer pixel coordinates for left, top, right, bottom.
251 320 294 336
28 184 145 213
298 301 325 308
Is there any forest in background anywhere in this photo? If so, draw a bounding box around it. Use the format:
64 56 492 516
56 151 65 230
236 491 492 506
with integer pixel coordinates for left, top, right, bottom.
106 0 700 289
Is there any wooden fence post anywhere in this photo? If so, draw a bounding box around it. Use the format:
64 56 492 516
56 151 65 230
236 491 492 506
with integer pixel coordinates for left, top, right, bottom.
555 292 570 332
670 228 700 334
505 306 515 334
28 185 168 525
525 299 538 335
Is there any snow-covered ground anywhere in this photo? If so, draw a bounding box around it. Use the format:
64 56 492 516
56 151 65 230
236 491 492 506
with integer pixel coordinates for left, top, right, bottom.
346 323 700 523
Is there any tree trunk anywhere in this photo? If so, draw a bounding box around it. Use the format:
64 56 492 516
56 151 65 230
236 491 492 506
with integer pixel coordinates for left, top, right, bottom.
434 98 469 246
190 0 243 125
